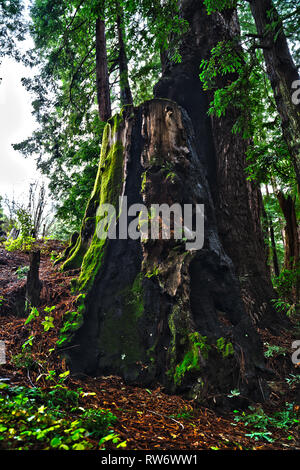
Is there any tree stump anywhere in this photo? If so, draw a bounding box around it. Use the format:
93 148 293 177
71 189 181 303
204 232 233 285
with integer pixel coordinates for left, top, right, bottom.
26 250 42 308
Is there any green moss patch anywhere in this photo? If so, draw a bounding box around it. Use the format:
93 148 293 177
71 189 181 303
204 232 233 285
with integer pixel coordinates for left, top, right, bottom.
97 274 146 379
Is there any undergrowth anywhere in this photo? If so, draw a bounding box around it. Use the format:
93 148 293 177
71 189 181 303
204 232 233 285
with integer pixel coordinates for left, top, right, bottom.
232 403 299 443
0 382 124 450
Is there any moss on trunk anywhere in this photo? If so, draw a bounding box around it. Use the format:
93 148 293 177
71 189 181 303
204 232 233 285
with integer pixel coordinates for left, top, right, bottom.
59 100 269 407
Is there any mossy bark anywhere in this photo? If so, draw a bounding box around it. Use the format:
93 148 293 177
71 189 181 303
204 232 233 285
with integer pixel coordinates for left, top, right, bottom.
61 114 125 272
62 100 269 406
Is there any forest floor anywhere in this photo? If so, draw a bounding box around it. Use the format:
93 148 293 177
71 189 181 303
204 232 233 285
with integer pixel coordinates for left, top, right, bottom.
0 240 299 451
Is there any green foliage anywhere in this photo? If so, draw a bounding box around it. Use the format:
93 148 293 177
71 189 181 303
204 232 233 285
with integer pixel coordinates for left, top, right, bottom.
15 265 30 279
0 0 26 63
0 196 6 236
203 0 237 14
174 333 210 386
4 236 35 252
4 207 36 252
57 295 86 346
11 351 37 371
286 374 300 388
233 403 299 441
169 407 194 420
25 305 56 330
273 268 300 301
79 408 117 439
0 383 118 450
15 207 34 238
25 306 40 325
12 0 190 233
216 337 234 358
199 2 298 192
22 335 35 351
263 342 287 358
41 316 55 332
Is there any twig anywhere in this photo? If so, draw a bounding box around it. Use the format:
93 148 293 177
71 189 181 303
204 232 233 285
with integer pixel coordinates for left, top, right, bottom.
146 409 184 431
27 368 35 388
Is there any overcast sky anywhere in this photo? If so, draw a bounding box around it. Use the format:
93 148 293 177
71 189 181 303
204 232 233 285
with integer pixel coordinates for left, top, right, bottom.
0 0 46 214
0 55 41 204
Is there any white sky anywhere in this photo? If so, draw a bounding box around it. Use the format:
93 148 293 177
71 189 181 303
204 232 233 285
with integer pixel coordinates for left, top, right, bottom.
0 56 41 205
0 0 47 214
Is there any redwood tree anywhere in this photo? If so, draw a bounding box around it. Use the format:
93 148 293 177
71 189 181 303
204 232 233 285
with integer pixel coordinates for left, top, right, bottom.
154 0 280 327
248 0 300 190
58 1 277 405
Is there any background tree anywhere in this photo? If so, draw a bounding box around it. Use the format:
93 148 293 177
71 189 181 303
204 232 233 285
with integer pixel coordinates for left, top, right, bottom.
248 0 300 190
13 0 184 233
0 0 26 67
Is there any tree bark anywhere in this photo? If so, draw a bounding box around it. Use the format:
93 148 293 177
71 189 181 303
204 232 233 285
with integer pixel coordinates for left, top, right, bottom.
249 0 300 190
116 2 133 107
96 17 112 122
277 191 300 308
154 0 281 328
269 214 280 278
264 185 280 277
63 101 269 406
26 250 42 308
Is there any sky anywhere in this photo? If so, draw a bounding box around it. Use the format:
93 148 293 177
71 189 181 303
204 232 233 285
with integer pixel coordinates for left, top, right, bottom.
0 0 46 214
0 56 41 206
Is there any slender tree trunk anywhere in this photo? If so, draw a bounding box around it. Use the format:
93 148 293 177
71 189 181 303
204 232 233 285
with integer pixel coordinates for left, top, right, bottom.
277 192 299 270
96 16 111 122
26 250 42 309
277 191 300 308
249 0 300 190
116 2 133 106
154 0 281 327
265 185 280 277
269 215 280 277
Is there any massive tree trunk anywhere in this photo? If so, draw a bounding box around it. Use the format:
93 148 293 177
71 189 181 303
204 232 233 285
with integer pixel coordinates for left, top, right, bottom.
249 0 300 190
63 101 269 406
154 0 280 327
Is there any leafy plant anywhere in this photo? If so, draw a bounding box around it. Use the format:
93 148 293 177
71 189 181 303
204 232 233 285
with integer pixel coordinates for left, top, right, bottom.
264 342 287 358
15 266 30 279
11 351 36 371
232 402 299 442
286 374 300 388
24 306 39 325
5 236 35 253
41 316 55 332
0 384 118 450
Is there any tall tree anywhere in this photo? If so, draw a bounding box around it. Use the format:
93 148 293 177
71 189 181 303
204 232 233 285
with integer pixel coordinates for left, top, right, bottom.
95 15 112 121
14 0 161 232
57 0 272 405
248 0 300 190
115 1 133 106
0 0 26 65
154 0 280 327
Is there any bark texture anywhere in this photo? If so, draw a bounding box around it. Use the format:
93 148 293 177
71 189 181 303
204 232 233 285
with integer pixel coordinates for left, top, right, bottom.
154 0 280 327
116 2 133 107
277 191 300 309
96 17 112 122
26 250 42 308
64 101 269 406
